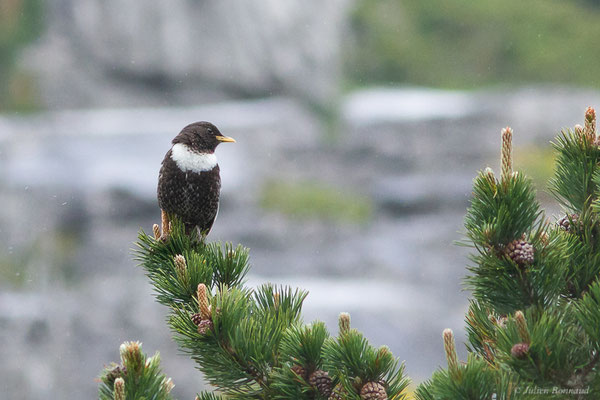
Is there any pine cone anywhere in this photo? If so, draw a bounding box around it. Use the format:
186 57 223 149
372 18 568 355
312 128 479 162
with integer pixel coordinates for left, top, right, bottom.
360 381 388 400
191 313 203 326
309 369 333 397
557 213 580 233
197 319 214 335
511 342 530 359
329 383 348 400
505 239 534 266
290 365 308 380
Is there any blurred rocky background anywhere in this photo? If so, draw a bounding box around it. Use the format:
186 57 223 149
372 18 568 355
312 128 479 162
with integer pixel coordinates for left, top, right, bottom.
2 0 600 398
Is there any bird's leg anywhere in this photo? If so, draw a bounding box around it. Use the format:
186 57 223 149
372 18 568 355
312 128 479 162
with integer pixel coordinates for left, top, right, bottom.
197 227 209 243
185 226 202 243
161 209 171 240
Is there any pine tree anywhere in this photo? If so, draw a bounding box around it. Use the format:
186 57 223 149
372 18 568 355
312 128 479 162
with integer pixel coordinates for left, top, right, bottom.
415 108 600 399
98 213 410 398
99 106 600 399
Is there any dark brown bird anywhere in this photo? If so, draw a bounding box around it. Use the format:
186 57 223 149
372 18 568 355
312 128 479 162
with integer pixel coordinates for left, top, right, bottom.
157 122 235 237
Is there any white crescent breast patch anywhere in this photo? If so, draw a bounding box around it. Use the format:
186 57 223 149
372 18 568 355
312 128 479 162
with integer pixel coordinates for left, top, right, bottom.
171 143 218 173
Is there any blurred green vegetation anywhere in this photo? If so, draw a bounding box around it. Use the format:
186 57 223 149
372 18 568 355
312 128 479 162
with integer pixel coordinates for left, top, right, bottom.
260 180 372 223
0 230 82 289
0 0 43 110
514 145 556 190
0 252 30 287
347 0 600 89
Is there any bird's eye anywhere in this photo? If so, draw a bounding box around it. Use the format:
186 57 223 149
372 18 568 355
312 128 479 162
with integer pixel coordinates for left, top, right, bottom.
207 128 213 134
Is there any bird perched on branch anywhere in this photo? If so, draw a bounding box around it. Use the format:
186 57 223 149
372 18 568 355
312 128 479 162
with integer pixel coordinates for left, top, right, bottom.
157 121 235 239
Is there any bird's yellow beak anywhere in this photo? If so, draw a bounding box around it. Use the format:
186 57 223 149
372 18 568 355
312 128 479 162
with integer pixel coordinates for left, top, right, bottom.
216 135 236 143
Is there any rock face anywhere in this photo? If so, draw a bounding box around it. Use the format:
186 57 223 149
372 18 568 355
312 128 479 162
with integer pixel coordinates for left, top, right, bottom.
25 0 352 108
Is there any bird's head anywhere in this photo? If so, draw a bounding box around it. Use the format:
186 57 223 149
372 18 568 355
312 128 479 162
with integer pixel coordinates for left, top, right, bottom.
172 121 235 153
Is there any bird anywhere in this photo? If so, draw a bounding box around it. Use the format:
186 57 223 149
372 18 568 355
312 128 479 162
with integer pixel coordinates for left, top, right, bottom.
157 121 235 239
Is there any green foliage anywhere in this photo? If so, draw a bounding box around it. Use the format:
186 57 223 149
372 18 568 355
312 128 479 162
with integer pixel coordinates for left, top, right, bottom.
462 169 568 314
98 342 174 400
550 129 600 213
347 0 600 89
279 322 329 371
0 0 43 110
495 308 591 385
271 322 330 399
420 109 600 397
205 242 251 288
464 300 500 363
323 330 410 399
168 283 310 397
111 216 410 399
466 303 597 393
0 0 42 56
415 355 517 400
465 169 542 246
574 280 600 347
260 180 372 224
134 220 250 306
0 249 30 287
549 129 600 297
557 212 600 298
195 394 226 400
170 288 261 396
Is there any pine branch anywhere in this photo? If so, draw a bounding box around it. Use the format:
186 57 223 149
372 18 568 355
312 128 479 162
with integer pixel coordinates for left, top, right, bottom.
549 128 600 213
195 393 227 400
271 322 331 399
98 342 174 400
422 108 600 398
323 328 410 399
462 127 578 314
414 353 518 400
574 280 600 348
464 167 542 247
465 300 501 364
131 216 417 399
559 205 600 298
134 220 251 307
